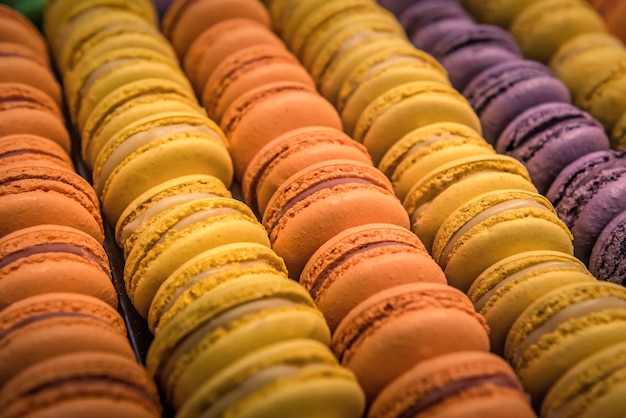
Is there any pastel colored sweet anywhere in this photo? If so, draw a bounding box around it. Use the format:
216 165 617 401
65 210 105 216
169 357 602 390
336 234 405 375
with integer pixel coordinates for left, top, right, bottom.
509 0 607 63
461 0 542 27
242 126 372 217
0 292 135 387
154 0 175 19
463 59 571 145
64 46 193 127
575 57 626 133
332 282 490 402
409 18 476 54
221 81 342 181
81 78 202 168
398 0 473 40
148 241 288 333
0 352 162 418
0 134 73 170
541 340 626 418
177 339 365 418
124 196 270 318
431 189 574 292
295 5 403 70
467 250 595 354
546 150 626 264
378 0 444 17
505 281 626 408
202 44 315 123
0 164 104 241
354 80 481 165
594 0 626 43
146 273 331 409
378 122 495 202
611 110 626 150
0 4 48 63
183 18 285 96
368 351 536 418
115 174 231 251
497 102 610 194
0 224 116 309
549 32 626 98
262 160 410 279
93 112 233 225
403 154 537 253
337 43 450 136
300 223 446 331
162 0 271 59
429 23 523 91
590 209 626 284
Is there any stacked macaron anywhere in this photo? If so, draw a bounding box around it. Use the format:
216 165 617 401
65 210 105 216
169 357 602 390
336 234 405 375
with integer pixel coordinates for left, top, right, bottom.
0 5 162 417
42 0 368 416
588 0 626 44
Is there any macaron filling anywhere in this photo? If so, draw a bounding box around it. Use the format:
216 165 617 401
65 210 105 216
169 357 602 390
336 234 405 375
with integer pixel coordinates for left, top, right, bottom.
438 199 550 269
0 311 119 339
512 296 626 365
155 207 245 245
159 298 297 386
0 242 109 273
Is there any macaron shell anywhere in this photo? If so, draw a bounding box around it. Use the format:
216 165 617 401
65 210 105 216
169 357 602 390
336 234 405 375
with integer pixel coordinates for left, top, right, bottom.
590 209 626 284
461 0 542 27
0 134 73 170
0 4 49 63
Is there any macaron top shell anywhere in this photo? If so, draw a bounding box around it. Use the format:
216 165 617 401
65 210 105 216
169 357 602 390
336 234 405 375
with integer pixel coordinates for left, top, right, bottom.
0 134 73 170
0 4 49 64
590 208 626 284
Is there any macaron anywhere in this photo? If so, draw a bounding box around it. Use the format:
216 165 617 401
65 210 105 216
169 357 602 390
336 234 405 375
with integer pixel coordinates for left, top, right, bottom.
124 196 270 318
463 59 572 145
0 42 62 106
403 154 537 253
300 223 446 332
0 351 162 418
92 112 233 225
0 292 135 387
378 122 495 202
220 81 342 181
431 189 574 292
509 0 607 63
183 18 286 96
146 273 331 409
148 241 288 333
0 134 73 170
497 102 610 194
0 4 48 63
242 126 372 217
354 80 482 165
162 0 271 59
332 282 490 402
115 174 231 251
505 281 626 408
549 32 626 98
0 224 116 309
201 44 315 123
368 351 536 418
590 209 626 284
176 339 366 418
610 105 626 149
337 43 450 136
467 250 595 354
461 0 542 28
0 163 104 241
81 78 203 168
262 160 410 279
398 0 474 41
409 17 477 55
593 0 626 43
541 340 626 418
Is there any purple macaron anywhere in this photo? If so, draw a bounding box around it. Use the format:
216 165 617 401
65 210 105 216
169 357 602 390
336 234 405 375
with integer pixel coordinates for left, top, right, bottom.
379 0 462 18
463 59 572 145
398 0 473 40
590 209 626 285
429 23 522 91
546 150 626 265
410 18 477 54
497 102 611 194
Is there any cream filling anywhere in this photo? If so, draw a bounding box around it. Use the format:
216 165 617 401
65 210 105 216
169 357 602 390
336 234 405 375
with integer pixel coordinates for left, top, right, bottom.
156 207 243 244
343 55 418 102
120 192 217 244
513 297 626 365
439 199 549 269
94 123 215 193
79 58 131 106
200 365 301 418
475 261 577 311
160 298 295 386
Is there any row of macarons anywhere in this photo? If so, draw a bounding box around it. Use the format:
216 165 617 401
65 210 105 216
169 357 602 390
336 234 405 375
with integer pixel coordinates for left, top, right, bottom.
0 7 163 415
265 0 626 416
41 1 372 417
